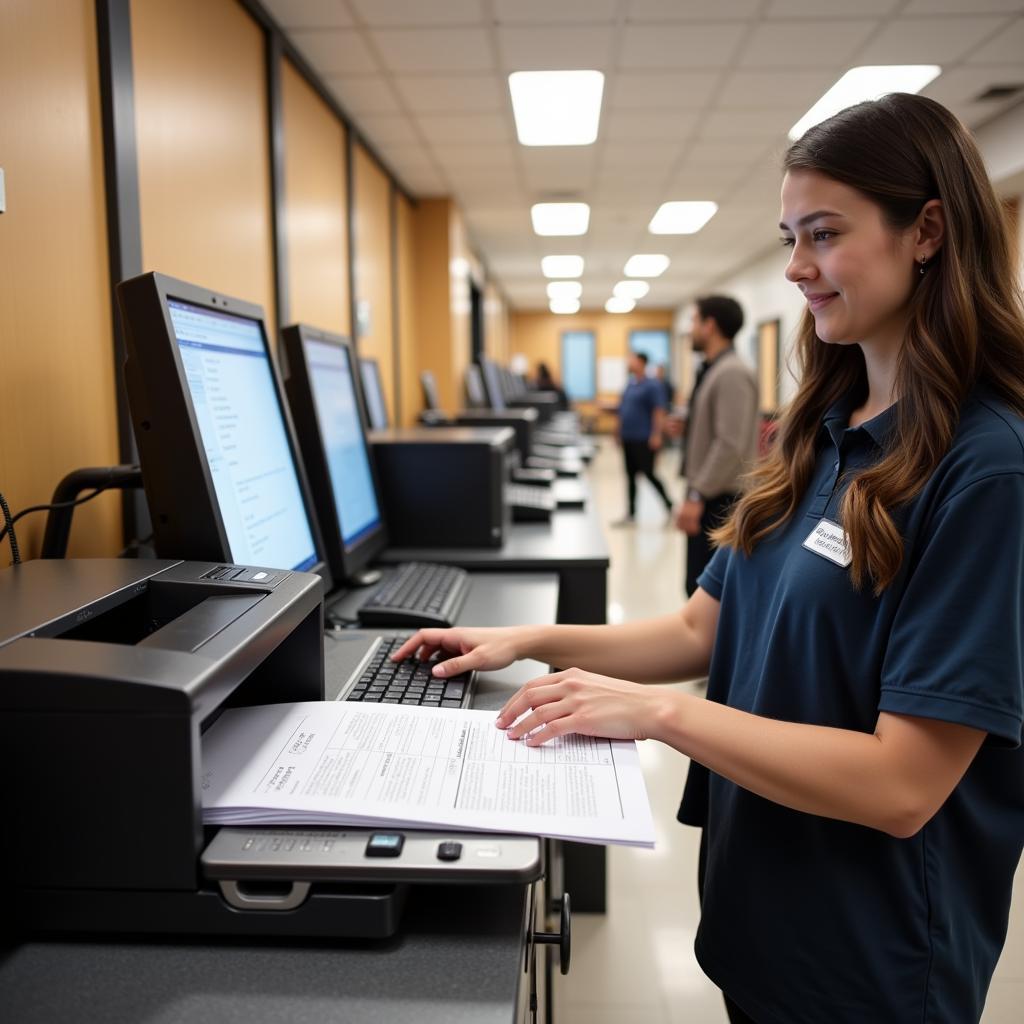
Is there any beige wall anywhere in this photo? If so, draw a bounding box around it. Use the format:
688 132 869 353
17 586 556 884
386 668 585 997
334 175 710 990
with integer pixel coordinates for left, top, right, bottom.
0 0 122 559
352 143 395 421
484 282 510 364
395 192 420 427
510 309 675 429
133 0 275 324
281 57 350 337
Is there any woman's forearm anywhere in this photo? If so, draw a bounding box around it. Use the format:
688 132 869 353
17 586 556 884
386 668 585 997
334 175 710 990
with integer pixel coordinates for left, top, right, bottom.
652 692 983 838
520 610 712 683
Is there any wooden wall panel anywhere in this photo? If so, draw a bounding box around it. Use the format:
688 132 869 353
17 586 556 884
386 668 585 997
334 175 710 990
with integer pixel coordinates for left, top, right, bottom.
411 199 455 411
396 193 420 426
0 0 122 559
132 0 275 323
352 144 394 421
281 58 350 336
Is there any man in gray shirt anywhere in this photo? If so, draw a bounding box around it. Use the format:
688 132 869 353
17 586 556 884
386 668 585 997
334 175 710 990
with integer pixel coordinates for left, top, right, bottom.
676 295 760 595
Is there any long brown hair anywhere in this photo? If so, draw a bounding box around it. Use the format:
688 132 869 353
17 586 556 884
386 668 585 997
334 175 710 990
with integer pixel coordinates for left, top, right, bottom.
713 93 1024 593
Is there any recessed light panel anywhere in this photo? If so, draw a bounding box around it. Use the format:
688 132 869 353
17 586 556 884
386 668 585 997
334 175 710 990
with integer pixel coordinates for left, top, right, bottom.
613 280 649 299
547 281 583 300
624 254 670 278
541 255 584 278
509 70 604 147
550 298 581 314
531 203 590 236
649 201 718 235
605 297 635 314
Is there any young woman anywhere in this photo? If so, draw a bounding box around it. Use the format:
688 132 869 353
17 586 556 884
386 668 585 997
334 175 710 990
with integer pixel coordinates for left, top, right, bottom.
392 94 1024 1024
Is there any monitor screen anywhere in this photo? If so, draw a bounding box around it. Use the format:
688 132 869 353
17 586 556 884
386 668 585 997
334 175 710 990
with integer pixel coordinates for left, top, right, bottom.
167 297 319 572
480 358 506 411
465 364 487 408
421 370 440 412
304 337 382 552
359 358 389 429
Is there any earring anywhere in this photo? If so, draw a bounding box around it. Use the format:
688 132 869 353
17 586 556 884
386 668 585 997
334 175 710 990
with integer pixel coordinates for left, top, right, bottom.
919 254 928 275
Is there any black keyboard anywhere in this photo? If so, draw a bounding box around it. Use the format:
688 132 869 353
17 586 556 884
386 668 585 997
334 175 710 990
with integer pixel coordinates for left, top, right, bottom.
506 483 555 522
357 561 470 628
345 637 473 707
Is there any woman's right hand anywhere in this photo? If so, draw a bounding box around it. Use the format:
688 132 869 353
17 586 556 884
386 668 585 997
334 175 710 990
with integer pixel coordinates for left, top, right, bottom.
389 626 531 678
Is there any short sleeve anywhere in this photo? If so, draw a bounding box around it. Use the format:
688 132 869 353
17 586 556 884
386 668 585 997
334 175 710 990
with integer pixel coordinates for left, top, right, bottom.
696 545 732 601
879 473 1024 747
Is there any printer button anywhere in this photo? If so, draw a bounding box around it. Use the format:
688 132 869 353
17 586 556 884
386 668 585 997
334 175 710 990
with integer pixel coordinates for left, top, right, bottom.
437 841 463 862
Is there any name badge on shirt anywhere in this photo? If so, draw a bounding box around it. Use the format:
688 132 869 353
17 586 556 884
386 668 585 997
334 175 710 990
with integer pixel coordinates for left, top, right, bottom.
802 518 852 567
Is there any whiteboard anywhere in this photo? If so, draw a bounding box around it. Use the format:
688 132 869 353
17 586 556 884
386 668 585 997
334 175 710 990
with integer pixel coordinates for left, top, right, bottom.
598 356 628 394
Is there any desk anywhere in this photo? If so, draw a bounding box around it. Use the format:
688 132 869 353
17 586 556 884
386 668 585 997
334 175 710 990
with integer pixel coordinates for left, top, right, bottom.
381 483 610 627
1 577 561 1024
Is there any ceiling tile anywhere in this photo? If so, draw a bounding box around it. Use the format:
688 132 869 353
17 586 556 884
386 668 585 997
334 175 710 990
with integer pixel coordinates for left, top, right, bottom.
625 0 761 19
394 75 505 113
603 109 699 142
715 70 837 109
497 26 615 69
601 143 684 170
370 28 493 72
736 20 878 68
901 0 1024 14
856 16 1009 64
494 0 617 23
348 0 485 26
375 143 441 173
415 113 513 143
608 72 720 109
288 29 380 75
922 64 1024 109
399 169 450 196
350 113 419 145
764 0 899 16
619 24 746 68
699 109 798 140
431 143 519 170
964 16 1024 63
325 75 402 115
683 138 777 164
263 0 353 29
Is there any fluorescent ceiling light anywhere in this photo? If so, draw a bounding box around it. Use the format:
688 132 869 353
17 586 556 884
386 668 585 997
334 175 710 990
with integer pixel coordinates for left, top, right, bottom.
789 64 941 141
547 281 583 300
624 254 670 278
605 297 635 314
550 298 580 314
509 70 604 147
613 280 649 299
531 203 590 236
541 255 584 278
649 201 718 235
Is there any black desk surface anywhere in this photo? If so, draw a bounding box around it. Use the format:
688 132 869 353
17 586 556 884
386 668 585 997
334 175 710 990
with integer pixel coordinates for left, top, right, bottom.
1 574 559 1024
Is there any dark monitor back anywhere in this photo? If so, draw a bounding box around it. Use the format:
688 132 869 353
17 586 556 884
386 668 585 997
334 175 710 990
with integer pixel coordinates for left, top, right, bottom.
465 364 487 408
479 357 506 411
359 357 389 429
117 272 329 582
282 325 388 582
421 370 441 412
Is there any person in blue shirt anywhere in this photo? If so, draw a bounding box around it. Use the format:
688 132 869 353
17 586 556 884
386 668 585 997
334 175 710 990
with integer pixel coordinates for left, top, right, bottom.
614 350 674 526
393 93 1024 1024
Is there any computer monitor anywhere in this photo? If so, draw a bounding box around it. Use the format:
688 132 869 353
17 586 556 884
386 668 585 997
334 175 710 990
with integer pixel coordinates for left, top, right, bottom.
359 357 389 429
282 325 389 584
479 357 506 411
465 364 487 408
420 370 441 412
118 272 328 580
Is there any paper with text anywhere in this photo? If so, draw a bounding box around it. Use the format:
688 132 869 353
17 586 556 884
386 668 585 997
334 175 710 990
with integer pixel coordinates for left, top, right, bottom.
201 701 656 847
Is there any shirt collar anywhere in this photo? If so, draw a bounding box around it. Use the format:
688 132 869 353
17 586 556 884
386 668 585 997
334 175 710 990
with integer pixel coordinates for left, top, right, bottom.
822 394 898 451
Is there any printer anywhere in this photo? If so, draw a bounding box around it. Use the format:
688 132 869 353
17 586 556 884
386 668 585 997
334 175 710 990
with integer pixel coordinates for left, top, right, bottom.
1 559 541 940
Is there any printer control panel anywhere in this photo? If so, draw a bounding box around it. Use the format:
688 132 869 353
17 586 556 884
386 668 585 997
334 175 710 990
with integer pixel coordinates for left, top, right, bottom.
201 564 285 586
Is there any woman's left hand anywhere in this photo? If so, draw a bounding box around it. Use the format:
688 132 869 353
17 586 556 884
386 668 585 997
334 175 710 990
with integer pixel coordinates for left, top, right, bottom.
494 668 668 746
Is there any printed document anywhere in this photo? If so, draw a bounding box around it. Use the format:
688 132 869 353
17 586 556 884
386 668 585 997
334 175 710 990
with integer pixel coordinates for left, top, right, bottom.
202 701 656 848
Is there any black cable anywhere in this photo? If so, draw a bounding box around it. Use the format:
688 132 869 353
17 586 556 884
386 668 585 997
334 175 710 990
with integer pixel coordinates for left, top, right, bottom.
0 491 21 565
0 488 107 548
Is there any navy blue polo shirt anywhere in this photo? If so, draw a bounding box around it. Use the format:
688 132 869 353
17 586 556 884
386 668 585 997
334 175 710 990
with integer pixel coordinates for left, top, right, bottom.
619 375 665 441
681 388 1024 1024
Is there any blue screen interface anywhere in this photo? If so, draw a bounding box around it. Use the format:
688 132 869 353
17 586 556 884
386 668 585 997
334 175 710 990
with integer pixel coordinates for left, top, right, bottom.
304 339 382 551
168 298 318 572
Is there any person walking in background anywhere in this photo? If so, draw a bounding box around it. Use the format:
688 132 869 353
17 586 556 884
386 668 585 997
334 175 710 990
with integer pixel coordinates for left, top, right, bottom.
614 350 673 526
655 362 675 409
676 295 759 594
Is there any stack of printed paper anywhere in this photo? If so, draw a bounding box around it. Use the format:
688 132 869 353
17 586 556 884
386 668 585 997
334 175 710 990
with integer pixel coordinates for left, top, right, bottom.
201 701 656 848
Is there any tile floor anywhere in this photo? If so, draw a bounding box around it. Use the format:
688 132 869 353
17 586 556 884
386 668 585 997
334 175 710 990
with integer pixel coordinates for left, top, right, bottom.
552 438 1023 1023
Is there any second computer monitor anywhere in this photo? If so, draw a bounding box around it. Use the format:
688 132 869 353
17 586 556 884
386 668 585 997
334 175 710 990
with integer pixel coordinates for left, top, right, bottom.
479 357 506 411
283 326 389 584
420 370 441 412
359 357 390 430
